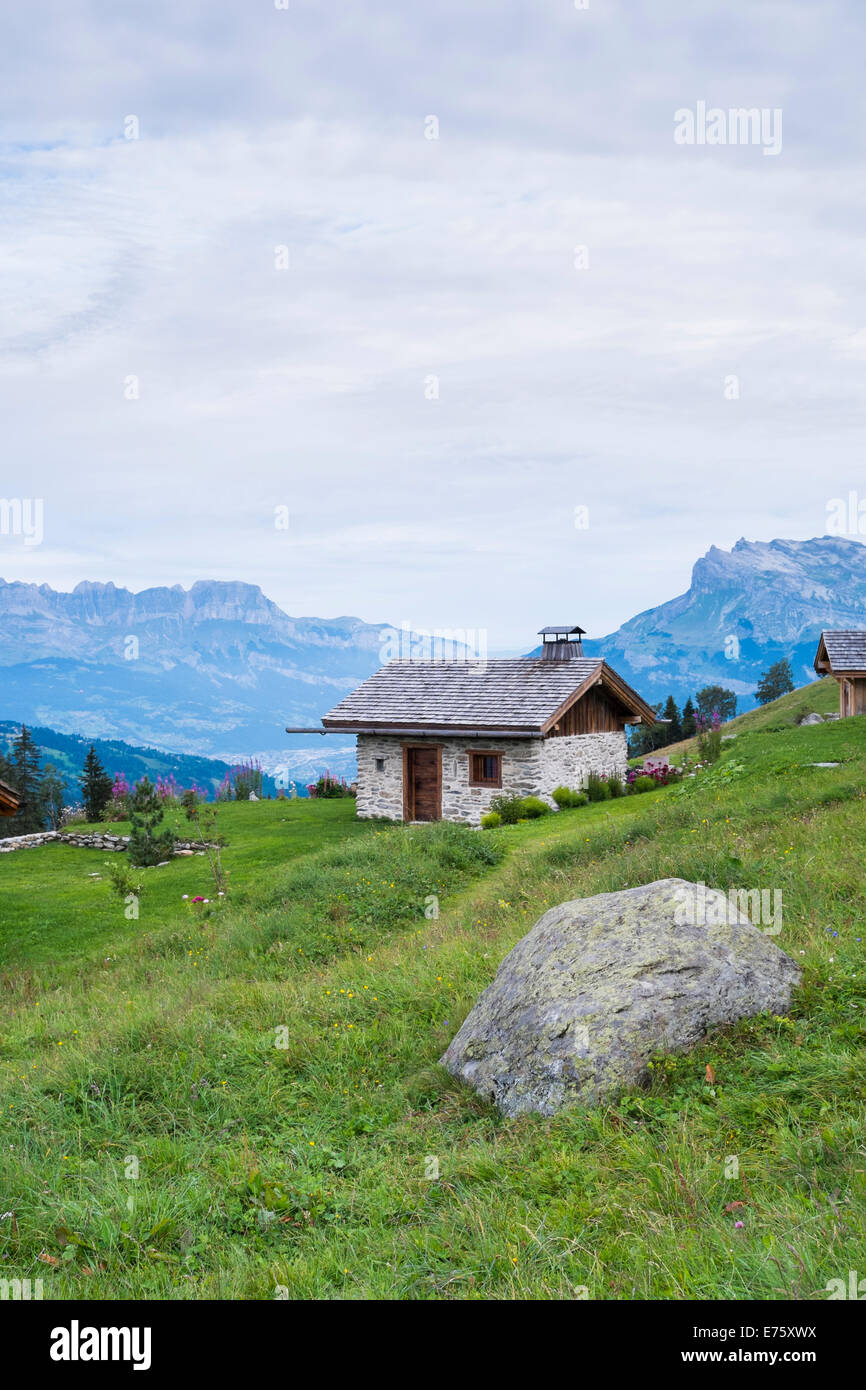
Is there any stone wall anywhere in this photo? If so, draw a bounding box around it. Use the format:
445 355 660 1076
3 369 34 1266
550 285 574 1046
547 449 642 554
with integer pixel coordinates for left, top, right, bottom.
355 730 629 826
0 831 62 853
63 832 129 850
539 731 629 797
0 830 216 855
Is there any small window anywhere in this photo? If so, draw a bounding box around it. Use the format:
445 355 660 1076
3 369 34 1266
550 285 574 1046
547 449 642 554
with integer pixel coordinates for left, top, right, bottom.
469 751 502 787
375 757 385 773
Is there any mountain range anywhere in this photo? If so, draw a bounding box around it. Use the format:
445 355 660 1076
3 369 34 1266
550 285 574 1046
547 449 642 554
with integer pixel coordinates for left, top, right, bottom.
0 535 862 780
0 579 399 781
579 536 866 706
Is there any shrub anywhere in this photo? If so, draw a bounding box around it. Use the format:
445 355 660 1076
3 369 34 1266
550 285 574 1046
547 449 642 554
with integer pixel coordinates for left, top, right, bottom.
230 758 264 800
488 793 526 825
628 761 684 790
105 857 143 904
181 789 228 893
519 796 550 819
632 774 656 793
695 711 723 764
586 773 611 802
488 792 551 822
553 786 588 809
108 772 131 819
608 777 625 798
481 811 501 829
215 774 233 802
313 771 354 799
656 766 682 786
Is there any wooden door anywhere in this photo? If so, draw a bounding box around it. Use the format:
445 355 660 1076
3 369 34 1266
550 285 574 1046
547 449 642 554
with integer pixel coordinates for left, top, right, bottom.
403 746 441 821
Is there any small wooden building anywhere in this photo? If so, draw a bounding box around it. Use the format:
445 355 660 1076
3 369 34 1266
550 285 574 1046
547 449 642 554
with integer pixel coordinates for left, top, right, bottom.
319 625 657 824
0 778 21 818
814 631 866 716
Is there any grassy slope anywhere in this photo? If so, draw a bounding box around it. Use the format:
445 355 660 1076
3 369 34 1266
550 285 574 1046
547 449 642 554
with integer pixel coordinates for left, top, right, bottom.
0 799 373 967
0 713 864 1301
640 674 840 766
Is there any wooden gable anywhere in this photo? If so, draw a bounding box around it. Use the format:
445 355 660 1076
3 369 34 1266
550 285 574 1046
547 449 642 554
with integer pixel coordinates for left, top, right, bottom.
541 662 656 735
544 681 634 735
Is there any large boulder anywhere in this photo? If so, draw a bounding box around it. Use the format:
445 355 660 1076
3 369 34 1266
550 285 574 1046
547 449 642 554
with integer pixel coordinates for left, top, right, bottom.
441 878 801 1117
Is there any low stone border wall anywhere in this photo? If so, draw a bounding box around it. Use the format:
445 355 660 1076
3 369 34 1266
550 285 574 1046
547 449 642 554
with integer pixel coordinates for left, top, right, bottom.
63 832 129 850
0 831 62 852
0 830 218 855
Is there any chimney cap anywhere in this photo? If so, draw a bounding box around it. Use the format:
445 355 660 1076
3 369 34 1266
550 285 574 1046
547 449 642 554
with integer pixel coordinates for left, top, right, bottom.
538 624 586 638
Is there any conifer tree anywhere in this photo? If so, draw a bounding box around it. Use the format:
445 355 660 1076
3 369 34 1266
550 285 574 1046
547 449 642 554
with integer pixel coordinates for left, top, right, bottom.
8 725 44 833
127 777 175 867
681 697 697 739
80 745 113 822
661 695 682 745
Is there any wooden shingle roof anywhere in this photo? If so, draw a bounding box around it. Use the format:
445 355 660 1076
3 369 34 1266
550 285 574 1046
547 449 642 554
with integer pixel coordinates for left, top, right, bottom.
814 631 866 674
321 658 656 735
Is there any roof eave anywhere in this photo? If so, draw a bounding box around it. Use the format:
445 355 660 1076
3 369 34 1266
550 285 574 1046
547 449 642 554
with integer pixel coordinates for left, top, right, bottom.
320 722 544 738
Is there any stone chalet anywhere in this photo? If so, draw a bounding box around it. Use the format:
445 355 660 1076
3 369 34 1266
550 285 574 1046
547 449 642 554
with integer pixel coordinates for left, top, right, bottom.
318 625 657 825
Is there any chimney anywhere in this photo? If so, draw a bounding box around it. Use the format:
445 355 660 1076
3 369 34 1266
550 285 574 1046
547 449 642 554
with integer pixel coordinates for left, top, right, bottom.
537 624 586 660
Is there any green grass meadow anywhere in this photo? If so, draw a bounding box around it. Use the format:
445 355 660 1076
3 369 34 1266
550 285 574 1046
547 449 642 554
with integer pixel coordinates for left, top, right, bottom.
1 689 864 1300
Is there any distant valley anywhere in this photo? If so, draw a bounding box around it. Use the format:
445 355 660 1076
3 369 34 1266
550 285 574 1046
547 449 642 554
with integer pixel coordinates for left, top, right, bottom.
0 722 296 802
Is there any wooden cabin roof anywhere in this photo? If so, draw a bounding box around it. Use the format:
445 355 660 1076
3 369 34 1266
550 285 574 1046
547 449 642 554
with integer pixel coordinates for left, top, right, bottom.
0 778 21 817
321 658 657 735
814 630 866 675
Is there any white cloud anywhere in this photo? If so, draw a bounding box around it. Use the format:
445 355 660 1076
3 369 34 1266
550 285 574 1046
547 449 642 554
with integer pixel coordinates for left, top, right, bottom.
1 2 865 645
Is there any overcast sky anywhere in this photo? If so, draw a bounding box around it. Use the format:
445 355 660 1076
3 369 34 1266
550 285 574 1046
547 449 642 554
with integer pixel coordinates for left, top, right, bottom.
1 1 865 647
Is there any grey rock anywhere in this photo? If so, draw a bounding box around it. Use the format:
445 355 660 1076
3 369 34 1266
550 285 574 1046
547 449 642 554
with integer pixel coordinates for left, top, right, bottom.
441 878 801 1117
798 712 823 725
